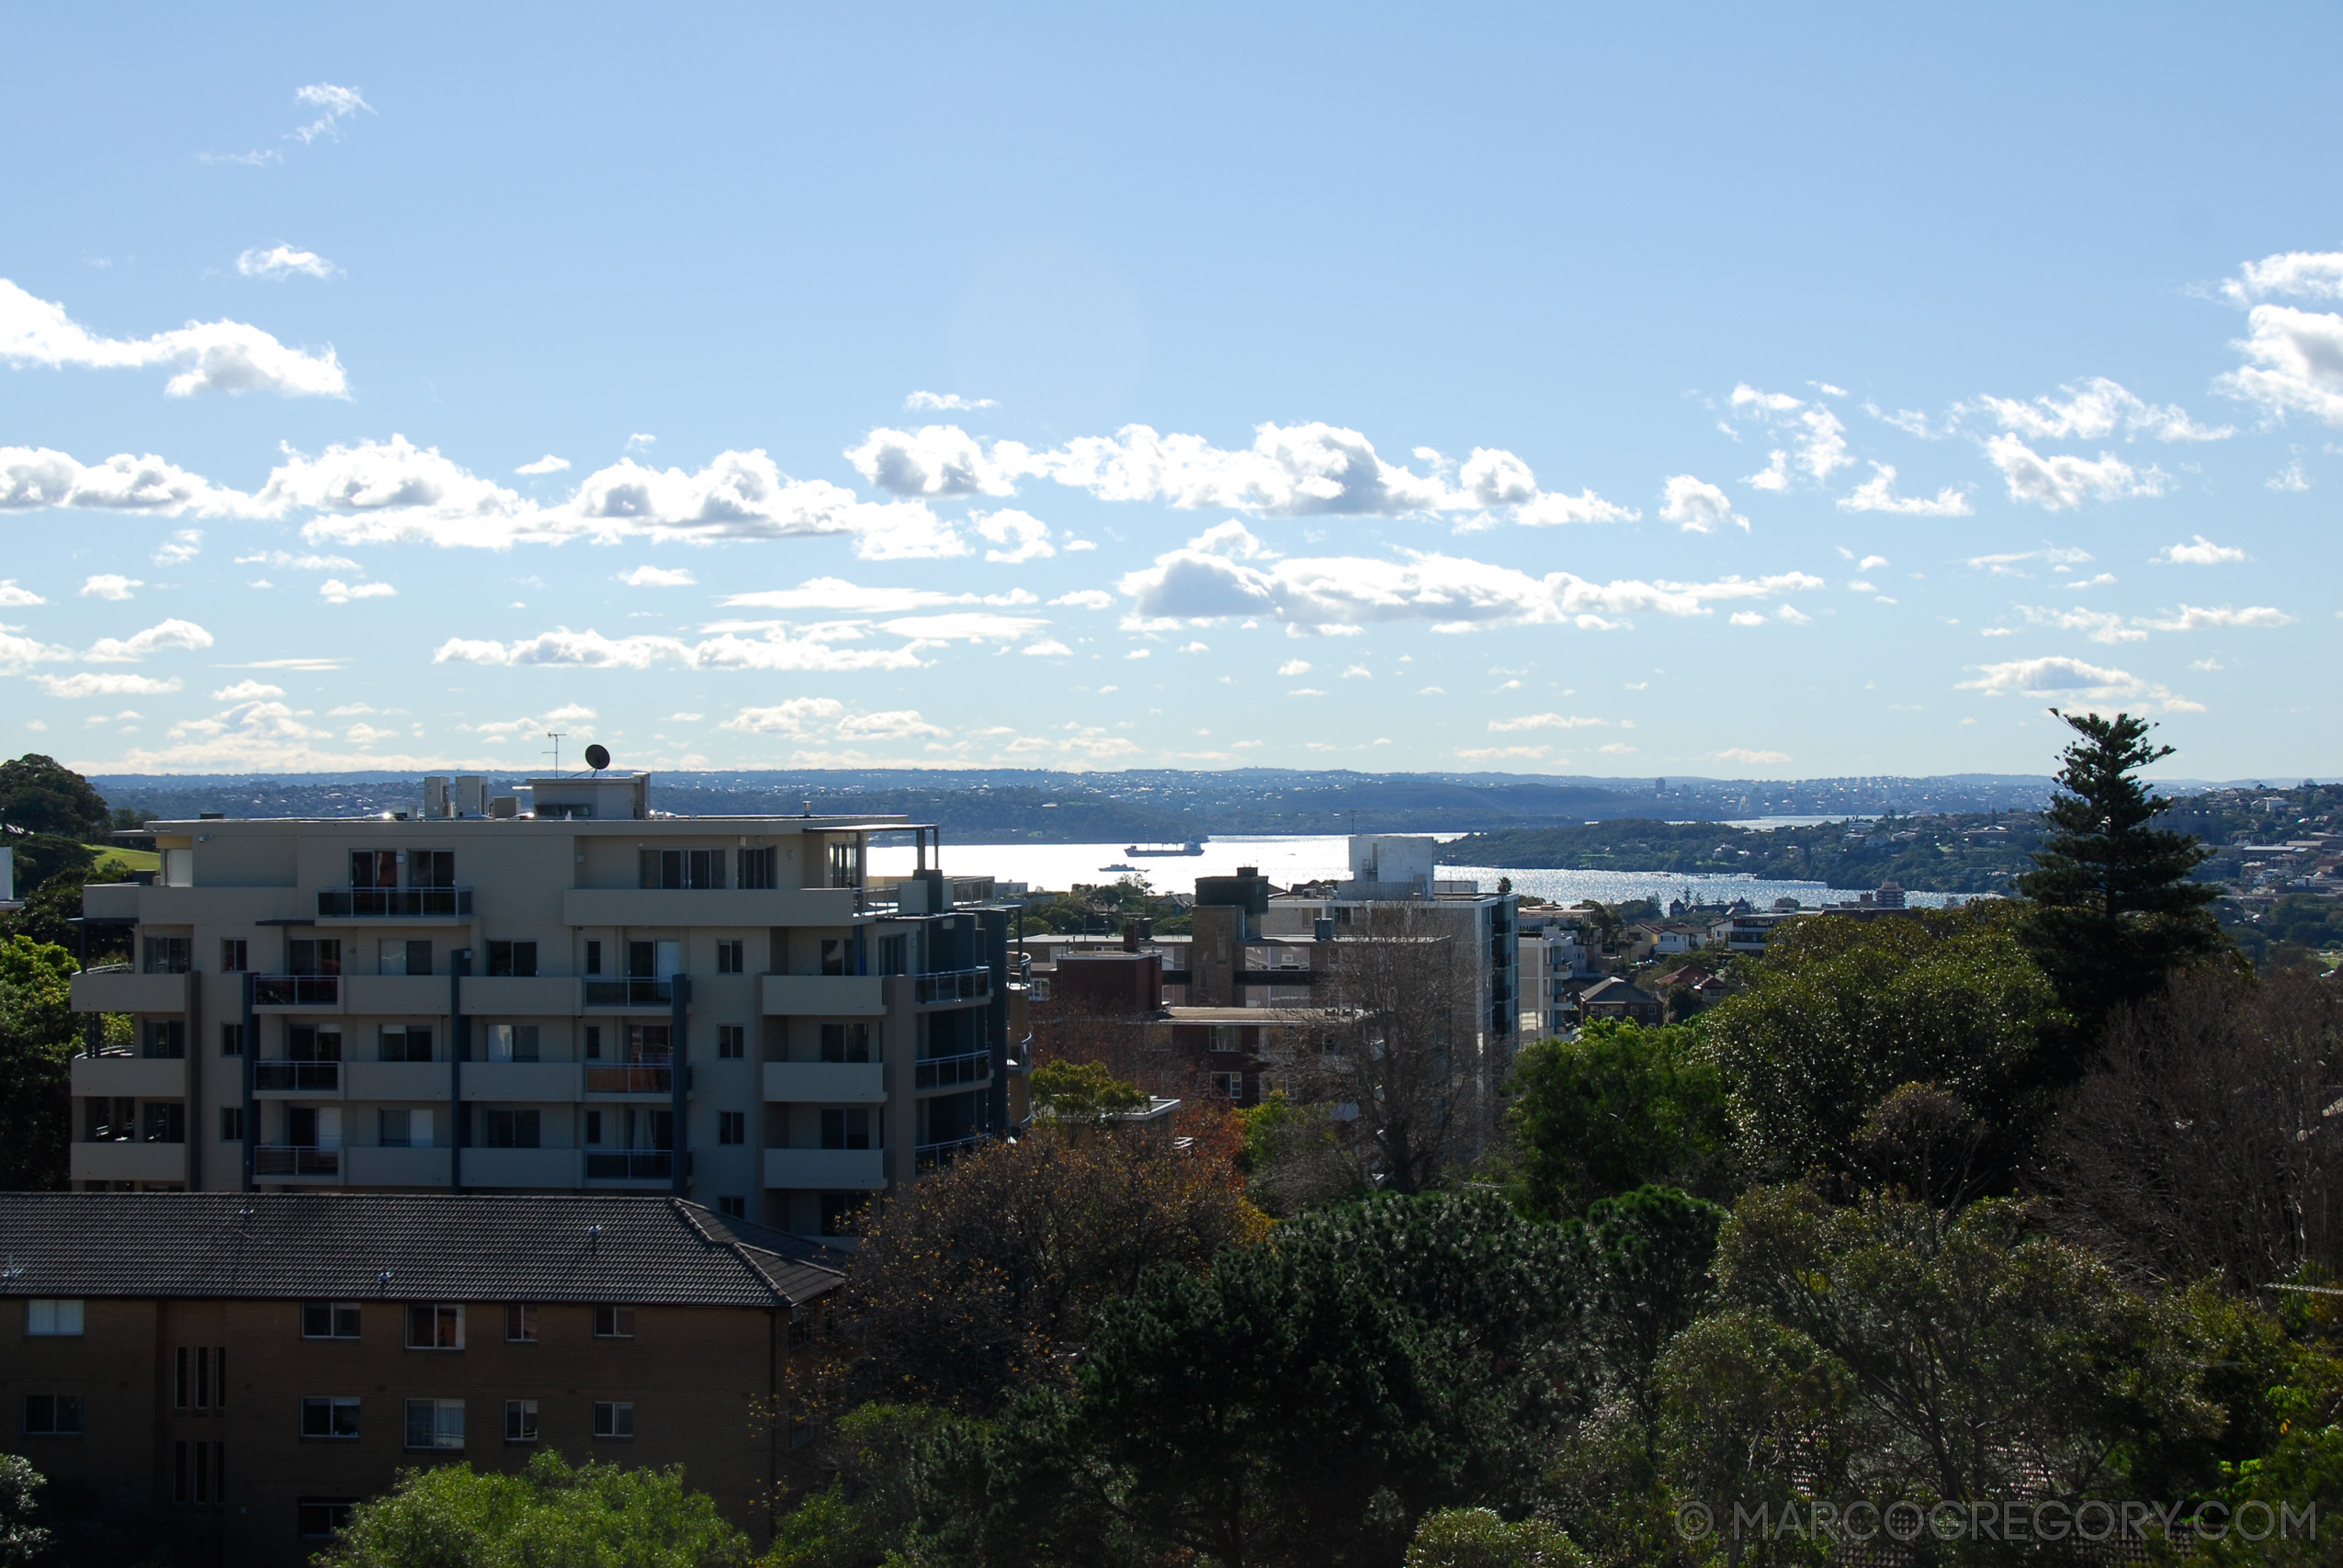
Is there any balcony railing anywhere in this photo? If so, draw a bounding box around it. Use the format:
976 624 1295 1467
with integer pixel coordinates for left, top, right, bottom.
584 1149 673 1179
913 1133 989 1170
253 975 340 1007
317 886 474 919
914 1049 992 1090
583 978 672 1007
583 1064 673 1094
912 967 991 1005
255 1145 341 1177
255 1060 342 1091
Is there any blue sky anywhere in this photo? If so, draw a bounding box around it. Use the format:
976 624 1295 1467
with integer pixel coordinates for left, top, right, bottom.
3 4 2338 781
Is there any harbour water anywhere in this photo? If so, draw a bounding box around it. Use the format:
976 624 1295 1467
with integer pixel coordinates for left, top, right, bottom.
870 833 1976 909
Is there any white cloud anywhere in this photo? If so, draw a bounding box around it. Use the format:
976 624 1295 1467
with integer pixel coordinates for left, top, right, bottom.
1858 555 1888 570
197 149 283 168
1965 546 2094 576
85 618 212 661
80 574 141 600
516 454 571 475
847 425 1021 499
2134 604 2292 633
319 579 395 603
1729 611 1766 626
2268 460 2311 492
1984 435 2168 509
1341 663 1370 678
2217 302 2343 427
619 564 696 587
1714 748 1791 765
1278 660 1312 676
1288 687 1325 697
235 244 338 281
467 703 599 738
1969 377 2232 443
290 83 374 143
1598 742 1636 754
873 612 1047 645
35 672 182 698
0 581 43 605
1180 641 1210 654
1021 640 1072 658
1838 463 1971 516
153 528 203 564
1049 590 1115 610
2155 536 2248 565
1956 655 2199 712
2014 605 2143 645
1776 604 1811 625
905 391 997 412
435 624 924 673
2 446 253 515
1658 475 1746 533
2221 251 2343 305
0 278 347 397
1728 384 1853 489
974 508 1054 563
1488 713 1607 732
211 680 285 700
1457 744 1551 761
1126 648 1151 660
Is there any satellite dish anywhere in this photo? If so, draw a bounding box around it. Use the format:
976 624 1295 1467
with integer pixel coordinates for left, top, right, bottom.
584 744 611 773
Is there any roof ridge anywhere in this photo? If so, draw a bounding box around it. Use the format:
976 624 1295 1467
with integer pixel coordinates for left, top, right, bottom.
668 1197 791 1309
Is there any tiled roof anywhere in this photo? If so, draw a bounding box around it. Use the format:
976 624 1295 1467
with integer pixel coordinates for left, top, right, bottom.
0 1192 844 1309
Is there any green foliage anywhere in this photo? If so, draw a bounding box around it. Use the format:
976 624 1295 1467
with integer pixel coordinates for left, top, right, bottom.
316 1451 751 1568
1403 1507 1589 1568
1703 907 2061 1189
2018 709 2230 1055
1506 1021 1730 1219
762 1481 887 1568
1235 1093 1356 1214
1451 815 2041 895
1575 1187 1726 1417
0 756 109 840
0 1456 46 1568
1028 1059 1148 1122
0 935 77 1190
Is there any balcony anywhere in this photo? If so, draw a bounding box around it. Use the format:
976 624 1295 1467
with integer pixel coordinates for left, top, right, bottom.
914 1049 991 1091
68 969 187 1016
460 976 580 1017
70 1055 186 1100
341 975 447 1016
583 1063 673 1095
913 1134 990 1170
560 886 861 929
343 1145 452 1186
462 1147 580 1187
761 1061 886 1104
912 967 991 1007
763 1147 885 1190
255 1061 342 1094
253 975 341 1009
69 1140 187 1185
317 886 474 920
583 977 671 1009
255 1145 342 1179
460 1061 580 1102
343 1061 450 1101
760 974 885 1017
584 1149 673 1181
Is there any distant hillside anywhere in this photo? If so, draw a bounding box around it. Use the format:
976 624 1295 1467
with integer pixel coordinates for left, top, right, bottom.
1446 814 2046 894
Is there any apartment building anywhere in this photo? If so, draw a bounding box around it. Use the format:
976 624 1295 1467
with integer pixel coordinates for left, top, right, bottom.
0 1190 839 1568
65 772 1022 1237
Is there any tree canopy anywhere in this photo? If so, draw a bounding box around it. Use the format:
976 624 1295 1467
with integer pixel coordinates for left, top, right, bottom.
316 1452 751 1568
0 756 108 841
1506 1021 1730 1220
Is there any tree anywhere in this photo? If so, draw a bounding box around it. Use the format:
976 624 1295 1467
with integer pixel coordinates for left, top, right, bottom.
1236 1091 1358 1216
1702 907 2062 1190
0 1456 47 1568
1029 1059 1149 1123
0 756 108 840
0 936 78 1190
315 1451 751 1568
814 1122 1266 1418
1404 1508 1588 1568
2017 709 2229 1059
1505 1021 1731 1220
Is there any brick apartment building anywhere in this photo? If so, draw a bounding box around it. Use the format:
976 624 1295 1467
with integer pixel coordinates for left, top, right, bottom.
0 1191 841 1566
64 771 1025 1238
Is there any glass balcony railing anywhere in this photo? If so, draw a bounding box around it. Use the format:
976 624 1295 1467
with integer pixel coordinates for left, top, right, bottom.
317 886 473 919
585 1150 673 1179
255 1145 341 1176
913 1133 989 1170
583 1063 673 1094
914 1049 992 1090
255 1061 342 1091
912 967 991 1005
583 978 672 1007
253 975 340 1007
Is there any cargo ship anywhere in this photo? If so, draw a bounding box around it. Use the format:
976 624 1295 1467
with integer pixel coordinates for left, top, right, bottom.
1126 840 1206 856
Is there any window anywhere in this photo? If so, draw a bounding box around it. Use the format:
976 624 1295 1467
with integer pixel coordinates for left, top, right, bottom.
820 938 849 976
379 1025 434 1063
738 845 776 889
827 840 862 889
789 1309 814 1348
25 1299 82 1337
145 1021 186 1059
584 1109 604 1145
487 941 538 978
583 1024 603 1060
404 1398 465 1450
593 1401 635 1439
718 1111 745 1145
22 1395 83 1436
171 1439 222 1506
141 1101 186 1144
300 1397 361 1438
640 848 723 889
287 938 342 976
717 1024 744 1059
819 1022 870 1063
584 940 603 976
350 850 397 888
220 1106 243 1142
486 1023 538 1063
715 940 743 975
143 936 191 975
378 938 433 976
298 1500 357 1540
504 1399 539 1442
717 1195 745 1219
220 940 248 973
411 851 456 889
821 1109 872 1150
505 1303 538 1343
379 1109 433 1148
878 934 908 976
481 1109 540 1149
1211 1072 1243 1100
219 1022 243 1056
302 1301 361 1338
594 1304 635 1339
289 1024 343 1063
405 1303 464 1350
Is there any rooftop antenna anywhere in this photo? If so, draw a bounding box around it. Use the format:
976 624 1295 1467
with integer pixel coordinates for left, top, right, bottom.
547 732 564 777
